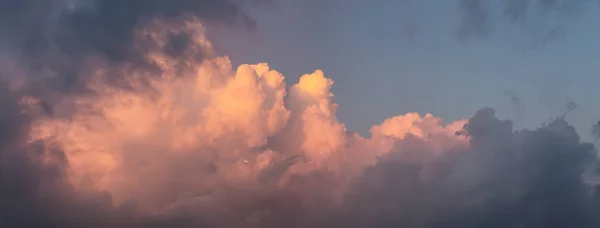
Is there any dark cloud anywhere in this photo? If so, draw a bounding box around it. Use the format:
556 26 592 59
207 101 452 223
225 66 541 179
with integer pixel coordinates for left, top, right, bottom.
503 0 530 22
0 0 266 95
458 0 491 40
593 121 600 141
558 100 579 119
0 82 138 227
504 90 526 113
458 0 593 40
335 108 600 228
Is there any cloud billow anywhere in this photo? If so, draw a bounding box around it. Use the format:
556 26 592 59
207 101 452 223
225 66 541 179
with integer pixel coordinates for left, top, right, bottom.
1 0 600 227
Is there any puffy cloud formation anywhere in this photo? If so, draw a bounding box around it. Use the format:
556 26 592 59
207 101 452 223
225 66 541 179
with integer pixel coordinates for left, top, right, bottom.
1 2 600 228
2 20 600 227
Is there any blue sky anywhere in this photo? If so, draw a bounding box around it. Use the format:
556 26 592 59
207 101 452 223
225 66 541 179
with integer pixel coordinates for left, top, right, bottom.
213 0 600 140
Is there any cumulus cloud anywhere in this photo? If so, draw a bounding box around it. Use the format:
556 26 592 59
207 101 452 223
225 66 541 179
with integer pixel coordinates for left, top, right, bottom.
1 1 600 228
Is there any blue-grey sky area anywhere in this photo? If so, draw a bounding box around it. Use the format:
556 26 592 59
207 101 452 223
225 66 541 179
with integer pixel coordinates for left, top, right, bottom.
213 0 600 140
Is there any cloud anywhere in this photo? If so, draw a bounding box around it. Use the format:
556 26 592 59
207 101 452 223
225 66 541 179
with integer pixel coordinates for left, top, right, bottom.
1 3 600 228
458 0 592 41
593 121 600 141
338 108 599 227
0 0 267 98
504 90 526 113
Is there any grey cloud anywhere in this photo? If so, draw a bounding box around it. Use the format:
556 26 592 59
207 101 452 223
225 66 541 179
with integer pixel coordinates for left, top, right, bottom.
334 108 600 228
593 121 600 141
458 0 592 40
0 0 265 96
504 90 526 113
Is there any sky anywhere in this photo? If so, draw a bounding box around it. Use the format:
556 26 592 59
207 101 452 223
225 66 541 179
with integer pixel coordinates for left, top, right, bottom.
214 0 600 139
4 0 600 227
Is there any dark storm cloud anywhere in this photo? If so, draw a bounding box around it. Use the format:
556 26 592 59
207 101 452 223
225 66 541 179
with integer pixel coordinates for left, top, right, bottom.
0 0 260 57
0 0 265 95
